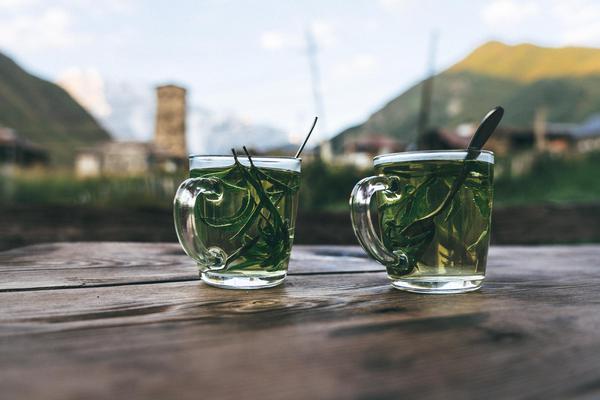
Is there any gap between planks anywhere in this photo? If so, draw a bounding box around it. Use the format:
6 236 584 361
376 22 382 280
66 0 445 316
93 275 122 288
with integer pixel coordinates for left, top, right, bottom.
0 269 386 293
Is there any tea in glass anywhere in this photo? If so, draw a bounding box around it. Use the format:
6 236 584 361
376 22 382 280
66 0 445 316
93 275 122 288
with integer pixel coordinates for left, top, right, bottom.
350 150 494 293
174 155 300 289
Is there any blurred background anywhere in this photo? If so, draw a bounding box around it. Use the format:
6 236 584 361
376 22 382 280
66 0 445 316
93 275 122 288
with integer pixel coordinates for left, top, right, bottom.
2 0 600 250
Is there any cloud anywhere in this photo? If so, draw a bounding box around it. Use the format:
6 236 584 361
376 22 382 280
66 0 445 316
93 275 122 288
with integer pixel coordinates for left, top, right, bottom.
0 7 89 52
351 54 377 71
310 20 336 47
482 0 539 28
68 0 137 16
333 53 378 79
260 20 336 51
260 31 290 50
552 0 600 46
0 0 38 10
0 0 136 15
562 24 600 46
378 0 412 12
480 0 600 46
0 1 137 54
57 67 112 118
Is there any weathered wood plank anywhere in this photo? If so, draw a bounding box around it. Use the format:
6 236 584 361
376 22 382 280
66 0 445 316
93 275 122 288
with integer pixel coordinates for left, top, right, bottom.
0 243 380 291
1 243 600 399
2 242 600 291
1 270 600 399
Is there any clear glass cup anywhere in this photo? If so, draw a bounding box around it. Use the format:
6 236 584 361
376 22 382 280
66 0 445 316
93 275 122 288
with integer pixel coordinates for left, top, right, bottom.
174 155 301 289
349 150 494 294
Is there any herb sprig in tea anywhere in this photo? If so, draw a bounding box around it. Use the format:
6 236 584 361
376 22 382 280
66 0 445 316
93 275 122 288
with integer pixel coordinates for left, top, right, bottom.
191 149 300 274
190 117 316 276
222 148 295 271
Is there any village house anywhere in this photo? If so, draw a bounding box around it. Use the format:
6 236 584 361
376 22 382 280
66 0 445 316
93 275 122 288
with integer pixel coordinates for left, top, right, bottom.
319 134 405 169
75 85 187 177
420 116 600 156
0 127 48 168
319 112 600 174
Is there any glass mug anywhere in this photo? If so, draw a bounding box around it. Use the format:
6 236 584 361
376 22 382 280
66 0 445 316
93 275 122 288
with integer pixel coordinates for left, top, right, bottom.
174 155 301 289
350 150 494 294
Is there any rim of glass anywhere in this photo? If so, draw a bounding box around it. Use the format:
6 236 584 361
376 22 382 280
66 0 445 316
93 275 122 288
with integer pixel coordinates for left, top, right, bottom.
189 154 301 172
374 150 494 166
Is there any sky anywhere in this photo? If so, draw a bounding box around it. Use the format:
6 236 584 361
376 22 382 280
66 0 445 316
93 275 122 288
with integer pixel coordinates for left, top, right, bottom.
1 0 600 147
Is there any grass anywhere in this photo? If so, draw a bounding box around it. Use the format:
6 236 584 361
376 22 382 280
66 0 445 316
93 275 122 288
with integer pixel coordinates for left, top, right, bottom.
299 159 370 212
2 151 600 211
0 168 184 208
494 152 600 206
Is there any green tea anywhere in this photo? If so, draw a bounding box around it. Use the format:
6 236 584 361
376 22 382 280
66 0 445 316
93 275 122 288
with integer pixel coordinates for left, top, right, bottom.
190 162 300 279
375 158 493 280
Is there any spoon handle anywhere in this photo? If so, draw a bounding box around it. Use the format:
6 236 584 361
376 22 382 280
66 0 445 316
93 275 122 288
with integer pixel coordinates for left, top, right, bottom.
468 106 504 151
420 106 504 220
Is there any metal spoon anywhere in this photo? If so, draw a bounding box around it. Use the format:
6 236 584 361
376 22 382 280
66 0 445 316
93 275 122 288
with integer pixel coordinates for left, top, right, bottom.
400 106 504 239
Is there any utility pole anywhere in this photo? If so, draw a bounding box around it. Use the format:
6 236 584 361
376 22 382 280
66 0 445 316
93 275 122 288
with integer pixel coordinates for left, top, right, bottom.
305 28 331 161
416 31 439 149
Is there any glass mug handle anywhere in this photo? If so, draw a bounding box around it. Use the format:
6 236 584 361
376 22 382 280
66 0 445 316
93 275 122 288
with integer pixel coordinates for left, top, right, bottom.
173 177 227 271
349 175 408 268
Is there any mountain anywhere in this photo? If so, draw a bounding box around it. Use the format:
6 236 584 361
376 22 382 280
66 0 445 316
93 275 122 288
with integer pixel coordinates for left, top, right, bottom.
0 52 110 164
101 82 154 142
330 41 600 151
187 107 291 154
450 41 600 82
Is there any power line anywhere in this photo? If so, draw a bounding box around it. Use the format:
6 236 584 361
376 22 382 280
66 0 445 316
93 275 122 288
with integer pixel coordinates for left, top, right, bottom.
305 27 332 160
416 31 439 149
305 28 326 135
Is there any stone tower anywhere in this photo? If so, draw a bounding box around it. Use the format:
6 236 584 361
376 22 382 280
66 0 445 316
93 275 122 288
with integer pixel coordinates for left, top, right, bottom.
154 85 187 157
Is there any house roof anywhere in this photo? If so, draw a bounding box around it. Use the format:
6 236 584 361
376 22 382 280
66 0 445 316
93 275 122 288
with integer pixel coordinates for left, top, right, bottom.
435 129 471 148
0 126 46 154
345 134 402 147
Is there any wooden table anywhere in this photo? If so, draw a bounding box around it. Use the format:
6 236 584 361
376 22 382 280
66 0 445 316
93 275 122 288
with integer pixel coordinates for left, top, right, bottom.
1 243 600 399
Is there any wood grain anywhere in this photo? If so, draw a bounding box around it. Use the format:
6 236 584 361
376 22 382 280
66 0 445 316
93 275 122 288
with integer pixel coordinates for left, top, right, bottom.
1 243 600 399
0 243 379 291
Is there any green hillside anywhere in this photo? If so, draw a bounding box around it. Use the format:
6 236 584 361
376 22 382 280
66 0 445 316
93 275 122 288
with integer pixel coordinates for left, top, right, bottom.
0 51 110 165
451 41 600 82
331 41 600 151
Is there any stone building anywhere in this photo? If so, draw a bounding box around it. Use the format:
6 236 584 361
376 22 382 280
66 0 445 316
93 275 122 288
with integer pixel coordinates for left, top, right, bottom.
154 85 187 158
75 84 188 177
75 142 152 178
